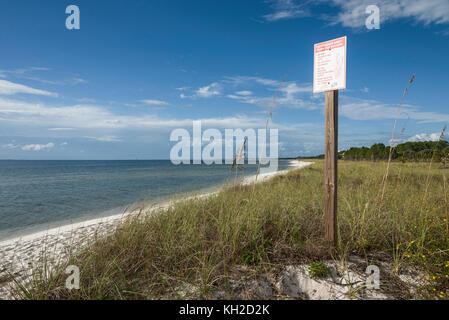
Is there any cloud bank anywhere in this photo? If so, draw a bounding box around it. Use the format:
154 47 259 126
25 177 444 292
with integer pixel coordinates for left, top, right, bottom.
264 0 449 29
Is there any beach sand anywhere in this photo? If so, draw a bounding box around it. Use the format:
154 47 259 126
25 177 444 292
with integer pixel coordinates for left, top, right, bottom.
242 160 314 185
0 160 313 299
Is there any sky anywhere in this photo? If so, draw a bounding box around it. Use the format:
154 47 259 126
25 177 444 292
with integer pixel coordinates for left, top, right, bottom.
1 0 449 160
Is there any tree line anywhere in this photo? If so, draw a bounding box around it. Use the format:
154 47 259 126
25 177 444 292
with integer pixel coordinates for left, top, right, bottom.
303 140 449 163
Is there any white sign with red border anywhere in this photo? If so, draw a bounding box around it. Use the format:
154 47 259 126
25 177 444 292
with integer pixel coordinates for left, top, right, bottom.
313 36 347 93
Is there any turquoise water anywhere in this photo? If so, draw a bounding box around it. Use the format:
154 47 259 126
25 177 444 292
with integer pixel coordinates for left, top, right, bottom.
0 160 292 240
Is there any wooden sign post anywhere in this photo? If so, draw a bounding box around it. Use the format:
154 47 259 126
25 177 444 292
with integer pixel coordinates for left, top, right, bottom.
324 90 338 248
314 36 347 250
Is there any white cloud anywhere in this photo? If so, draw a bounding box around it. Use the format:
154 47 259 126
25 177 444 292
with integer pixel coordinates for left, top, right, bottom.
407 132 443 142
331 0 449 28
224 76 280 87
361 87 370 93
21 142 54 151
0 67 50 77
223 77 317 110
85 136 123 142
141 99 169 106
76 98 96 103
196 82 221 98
180 75 449 120
0 80 57 97
263 0 309 21
71 78 87 85
264 0 449 28
178 83 221 99
0 67 88 86
228 93 319 110
60 142 68 146
340 96 449 123
2 143 19 149
179 76 317 110
235 90 253 96
279 82 313 95
48 128 74 131
0 97 267 131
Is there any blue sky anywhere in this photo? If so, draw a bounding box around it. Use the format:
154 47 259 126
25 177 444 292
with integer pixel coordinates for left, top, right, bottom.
1 0 449 160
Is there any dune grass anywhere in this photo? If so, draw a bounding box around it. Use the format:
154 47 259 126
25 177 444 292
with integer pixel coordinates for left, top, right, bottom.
13 160 449 299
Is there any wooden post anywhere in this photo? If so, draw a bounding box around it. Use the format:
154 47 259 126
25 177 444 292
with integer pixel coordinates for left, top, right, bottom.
324 90 338 249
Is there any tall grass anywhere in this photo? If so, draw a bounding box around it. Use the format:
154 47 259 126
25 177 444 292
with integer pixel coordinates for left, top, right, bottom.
381 74 415 203
13 161 449 299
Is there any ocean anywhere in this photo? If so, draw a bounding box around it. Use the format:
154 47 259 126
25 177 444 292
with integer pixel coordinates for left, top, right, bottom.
0 160 292 241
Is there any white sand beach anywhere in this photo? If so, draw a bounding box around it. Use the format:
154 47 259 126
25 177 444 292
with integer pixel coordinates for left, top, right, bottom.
0 160 313 299
242 161 314 185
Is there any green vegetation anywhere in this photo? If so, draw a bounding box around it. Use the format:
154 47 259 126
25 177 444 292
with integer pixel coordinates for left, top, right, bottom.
308 262 329 279
14 161 449 299
342 141 449 162
307 140 449 163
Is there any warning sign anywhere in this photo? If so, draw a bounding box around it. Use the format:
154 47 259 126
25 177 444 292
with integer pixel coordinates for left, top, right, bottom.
313 36 347 93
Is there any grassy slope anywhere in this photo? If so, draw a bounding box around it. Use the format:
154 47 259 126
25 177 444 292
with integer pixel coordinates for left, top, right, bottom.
18 161 449 299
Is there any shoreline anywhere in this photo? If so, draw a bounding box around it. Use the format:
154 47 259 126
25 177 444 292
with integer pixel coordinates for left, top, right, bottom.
0 160 312 247
0 160 313 299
